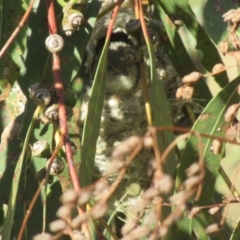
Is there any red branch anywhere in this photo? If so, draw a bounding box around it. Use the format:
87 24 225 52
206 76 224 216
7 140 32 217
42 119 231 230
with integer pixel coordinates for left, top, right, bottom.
45 0 80 192
105 0 124 40
45 0 90 235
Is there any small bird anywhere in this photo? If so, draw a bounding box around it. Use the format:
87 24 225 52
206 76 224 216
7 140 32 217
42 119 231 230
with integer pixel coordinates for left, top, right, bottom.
81 0 180 210
93 41 139 94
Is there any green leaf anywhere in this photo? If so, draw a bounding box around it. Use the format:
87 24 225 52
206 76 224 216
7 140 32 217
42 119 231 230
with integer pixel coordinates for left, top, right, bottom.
158 0 228 88
0 0 28 99
79 40 108 187
203 0 238 44
230 217 240 240
172 77 240 239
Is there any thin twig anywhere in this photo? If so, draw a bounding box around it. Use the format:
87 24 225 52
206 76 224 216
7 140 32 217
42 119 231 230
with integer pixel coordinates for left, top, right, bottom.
0 0 35 58
17 180 46 240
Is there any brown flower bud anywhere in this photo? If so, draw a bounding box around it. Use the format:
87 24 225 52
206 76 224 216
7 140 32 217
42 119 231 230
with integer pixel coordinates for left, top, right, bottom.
205 223 220 234
222 9 236 22
93 180 110 201
182 72 203 84
229 33 240 49
210 139 222 155
71 214 89 228
112 136 142 161
232 8 240 23
212 63 225 73
56 205 72 219
224 103 240 122
188 207 201 218
169 191 186 206
225 124 238 141
208 206 220 215
77 190 91 206
184 176 201 190
153 173 173 194
33 233 53 240
60 189 78 205
129 226 151 239
186 162 200 177
142 188 159 200
176 86 184 99
121 219 138 236
182 85 194 100
219 41 229 55
90 203 108 219
49 219 68 232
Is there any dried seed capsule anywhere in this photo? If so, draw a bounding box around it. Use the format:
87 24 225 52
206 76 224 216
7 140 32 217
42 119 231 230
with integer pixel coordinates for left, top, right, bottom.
62 9 84 36
124 46 141 63
41 104 73 123
31 140 50 157
46 157 65 176
30 88 51 106
125 19 142 43
28 82 42 95
45 34 64 53
44 103 59 121
146 28 159 45
125 19 141 34
62 140 77 156
68 11 84 28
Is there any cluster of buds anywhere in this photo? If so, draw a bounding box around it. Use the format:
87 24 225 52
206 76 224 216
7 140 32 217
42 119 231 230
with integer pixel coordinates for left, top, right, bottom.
28 83 75 124
176 62 226 101
220 8 240 55
33 183 110 240
119 171 173 240
176 72 203 100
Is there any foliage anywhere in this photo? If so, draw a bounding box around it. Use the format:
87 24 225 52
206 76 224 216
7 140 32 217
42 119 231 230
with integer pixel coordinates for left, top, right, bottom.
0 0 240 239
